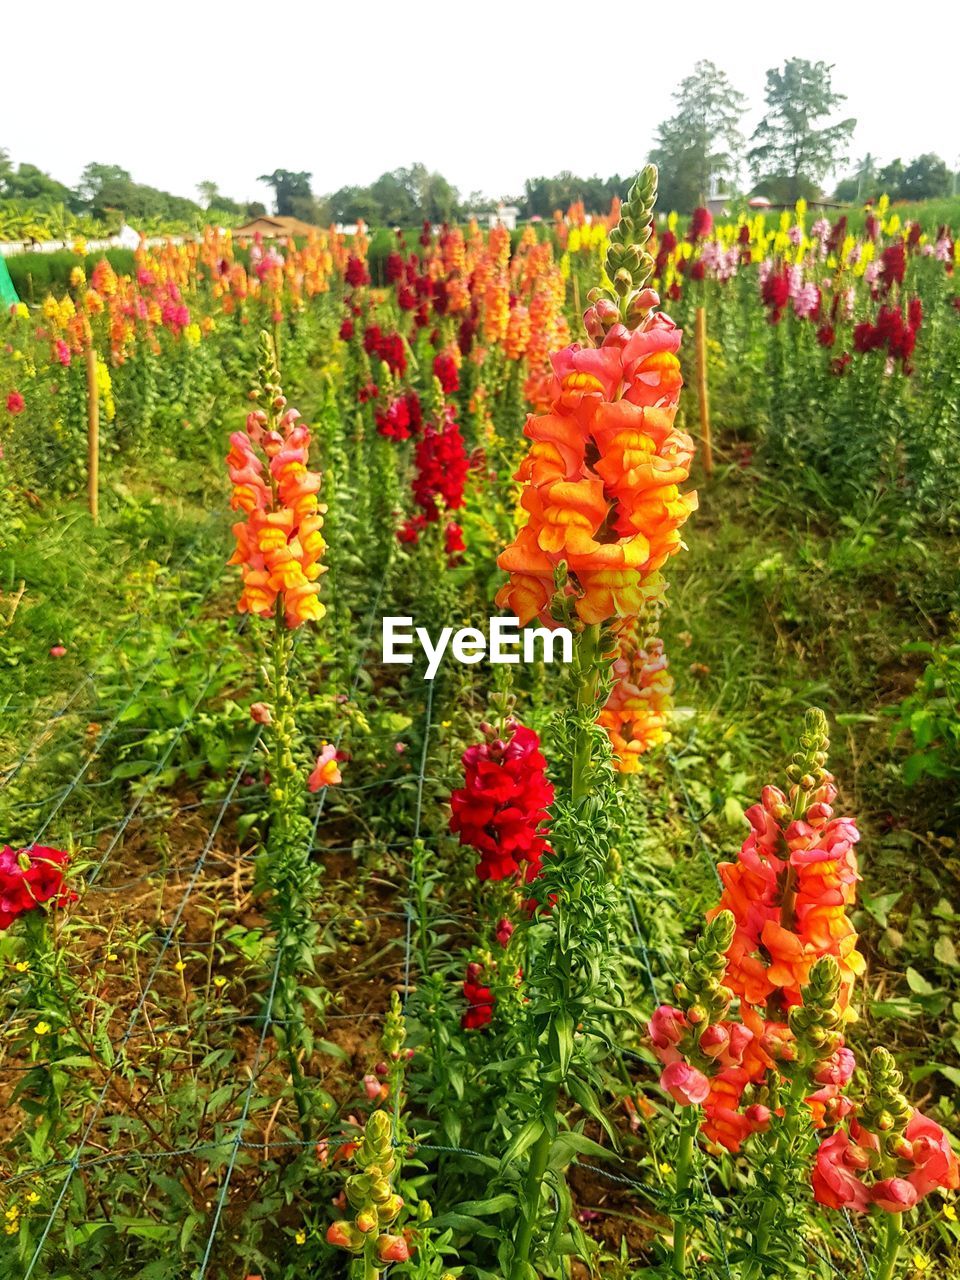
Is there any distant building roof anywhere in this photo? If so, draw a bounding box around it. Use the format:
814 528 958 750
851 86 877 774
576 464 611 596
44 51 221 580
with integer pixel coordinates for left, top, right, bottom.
233 215 317 239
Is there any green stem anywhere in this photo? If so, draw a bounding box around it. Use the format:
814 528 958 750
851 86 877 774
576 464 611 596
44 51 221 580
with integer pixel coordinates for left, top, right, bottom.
269 606 312 1139
509 1084 560 1280
672 1106 699 1275
875 1211 904 1280
571 623 601 800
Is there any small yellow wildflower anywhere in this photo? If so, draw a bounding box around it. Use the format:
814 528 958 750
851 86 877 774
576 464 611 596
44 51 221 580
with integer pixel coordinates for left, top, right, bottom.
913 1252 931 1273
294 1230 306 1245
25 1192 39 1205
944 1204 957 1222
34 1022 51 1036
658 1161 672 1176
14 961 29 973
174 961 186 973
213 975 227 989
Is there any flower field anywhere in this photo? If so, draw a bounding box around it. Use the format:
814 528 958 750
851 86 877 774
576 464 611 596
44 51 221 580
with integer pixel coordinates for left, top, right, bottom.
1 171 959 1280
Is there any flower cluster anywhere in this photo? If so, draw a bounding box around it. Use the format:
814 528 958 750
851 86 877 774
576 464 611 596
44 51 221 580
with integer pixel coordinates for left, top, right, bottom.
649 712 865 1153
462 961 495 1030
226 336 327 628
398 404 469 552
598 628 674 771
410 406 468 521
449 719 553 884
0 845 76 930
709 776 863 1016
853 299 923 372
496 297 695 628
363 325 407 377
375 390 422 442
814 1048 958 1214
326 1110 411 1264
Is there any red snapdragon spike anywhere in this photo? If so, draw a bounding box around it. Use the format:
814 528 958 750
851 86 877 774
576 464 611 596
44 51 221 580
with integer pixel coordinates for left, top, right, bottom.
345 256 369 288
462 966 495 1029
410 407 469 521
878 242 906 292
449 720 553 885
433 351 460 394
687 207 713 242
761 267 790 323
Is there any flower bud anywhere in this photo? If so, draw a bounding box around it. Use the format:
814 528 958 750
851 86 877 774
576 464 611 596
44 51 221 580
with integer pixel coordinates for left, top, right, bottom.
326 1220 364 1251
698 1023 730 1058
376 1234 411 1263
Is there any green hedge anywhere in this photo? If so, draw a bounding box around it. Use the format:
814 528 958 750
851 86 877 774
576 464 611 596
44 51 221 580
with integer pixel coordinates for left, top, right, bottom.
5 249 137 301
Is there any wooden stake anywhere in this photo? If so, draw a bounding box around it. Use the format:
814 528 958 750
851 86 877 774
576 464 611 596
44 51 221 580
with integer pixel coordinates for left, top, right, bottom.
694 305 713 478
85 335 100 525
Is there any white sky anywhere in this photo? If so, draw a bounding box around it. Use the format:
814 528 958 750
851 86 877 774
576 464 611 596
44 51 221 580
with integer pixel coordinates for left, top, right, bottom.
4 0 959 207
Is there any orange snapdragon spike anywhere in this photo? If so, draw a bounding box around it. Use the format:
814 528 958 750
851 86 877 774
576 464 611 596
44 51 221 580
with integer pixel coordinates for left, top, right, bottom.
496 301 696 629
226 404 327 629
707 778 863 1015
599 632 674 771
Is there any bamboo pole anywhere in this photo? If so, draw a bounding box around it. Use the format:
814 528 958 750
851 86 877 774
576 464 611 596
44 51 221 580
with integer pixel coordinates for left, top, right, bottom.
694 304 713 478
85 331 100 525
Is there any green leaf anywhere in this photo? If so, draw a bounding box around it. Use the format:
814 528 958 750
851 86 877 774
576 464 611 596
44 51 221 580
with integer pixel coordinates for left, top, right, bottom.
455 1193 516 1217
549 1131 610 1165
905 967 937 996
500 1117 545 1171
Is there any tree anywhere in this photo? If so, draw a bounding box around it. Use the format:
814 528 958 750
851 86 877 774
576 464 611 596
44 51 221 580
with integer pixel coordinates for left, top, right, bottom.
749 59 856 202
834 153 878 203
258 170 314 217
4 163 73 205
899 154 952 202
369 169 418 225
878 158 905 197
327 184 383 225
197 180 220 208
78 163 137 218
650 61 746 211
